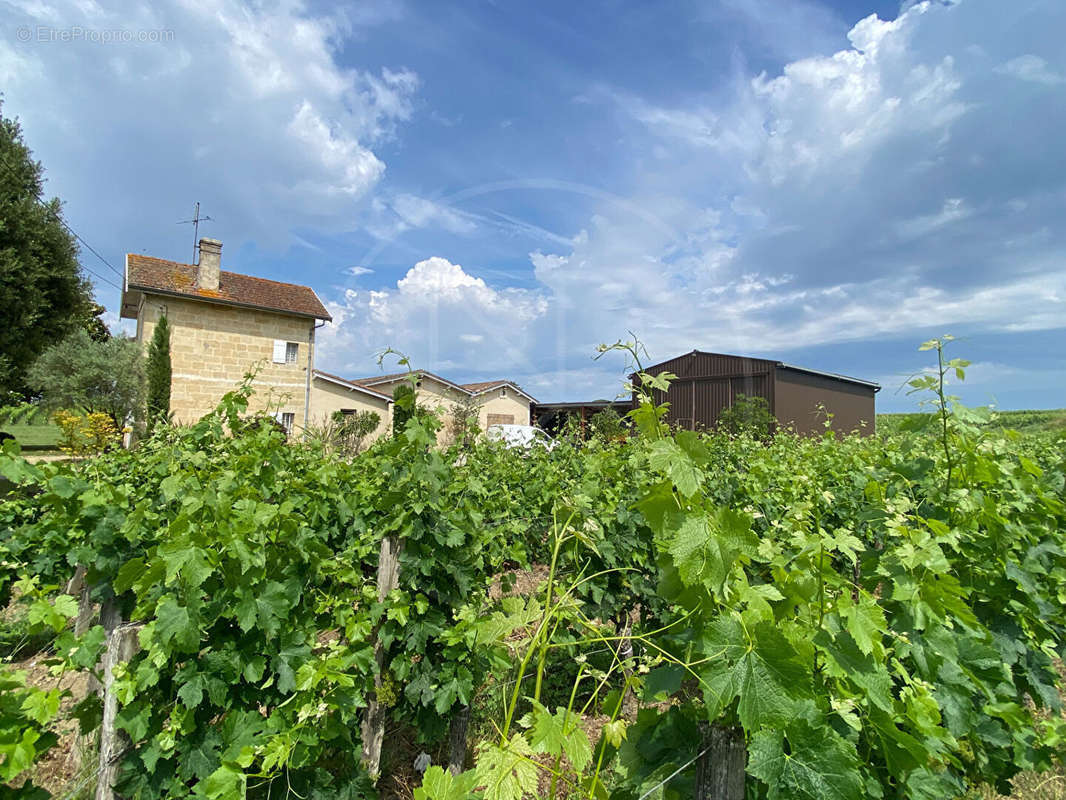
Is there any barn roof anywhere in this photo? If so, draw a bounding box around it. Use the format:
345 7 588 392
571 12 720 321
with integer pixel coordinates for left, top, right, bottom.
641 350 880 392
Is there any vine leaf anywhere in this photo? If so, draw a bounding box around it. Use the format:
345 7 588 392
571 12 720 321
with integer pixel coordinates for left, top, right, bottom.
748 708 863 800
647 440 703 497
474 734 540 800
414 765 478 800
700 617 809 728
526 702 593 772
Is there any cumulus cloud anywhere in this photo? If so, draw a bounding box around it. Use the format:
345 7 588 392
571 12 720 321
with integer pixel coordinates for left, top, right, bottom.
317 256 548 379
494 0 1066 398
0 0 417 260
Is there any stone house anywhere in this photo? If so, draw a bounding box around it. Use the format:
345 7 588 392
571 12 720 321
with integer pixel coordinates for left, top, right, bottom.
332 369 535 443
120 238 331 431
309 370 392 444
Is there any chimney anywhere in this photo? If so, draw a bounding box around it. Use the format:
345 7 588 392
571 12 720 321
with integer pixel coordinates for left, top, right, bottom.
197 238 222 291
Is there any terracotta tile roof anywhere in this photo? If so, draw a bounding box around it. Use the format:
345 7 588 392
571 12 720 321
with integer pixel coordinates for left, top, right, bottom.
462 380 537 402
354 370 467 393
350 371 537 402
124 254 331 320
461 380 510 392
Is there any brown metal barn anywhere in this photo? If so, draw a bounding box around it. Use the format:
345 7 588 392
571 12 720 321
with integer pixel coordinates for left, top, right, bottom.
634 350 880 436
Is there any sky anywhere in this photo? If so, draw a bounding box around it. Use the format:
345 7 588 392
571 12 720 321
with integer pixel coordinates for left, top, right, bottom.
2 0 1064 412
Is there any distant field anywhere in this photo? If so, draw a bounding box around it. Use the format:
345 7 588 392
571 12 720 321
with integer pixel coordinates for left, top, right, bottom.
879 408 1066 435
0 423 62 451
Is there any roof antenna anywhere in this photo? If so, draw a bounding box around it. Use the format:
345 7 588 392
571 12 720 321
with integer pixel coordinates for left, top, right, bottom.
177 202 213 263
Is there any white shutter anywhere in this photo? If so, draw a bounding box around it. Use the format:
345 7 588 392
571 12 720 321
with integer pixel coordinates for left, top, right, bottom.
272 340 287 364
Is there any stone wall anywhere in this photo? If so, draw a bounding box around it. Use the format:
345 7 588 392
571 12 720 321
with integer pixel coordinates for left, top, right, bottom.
309 376 391 444
472 386 532 428
137 294 314 426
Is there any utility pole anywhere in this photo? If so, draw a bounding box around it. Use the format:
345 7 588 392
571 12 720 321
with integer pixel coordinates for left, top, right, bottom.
176 202 213 263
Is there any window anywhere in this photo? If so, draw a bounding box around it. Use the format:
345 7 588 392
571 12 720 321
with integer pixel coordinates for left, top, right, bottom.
340 409 356 416
273 340 300 364
499 387 506 398
276 412 295 434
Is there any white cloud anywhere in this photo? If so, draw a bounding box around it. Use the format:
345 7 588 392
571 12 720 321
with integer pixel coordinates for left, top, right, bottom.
317 257 548 379
310 0 1064 401
0 0 417 257
344 266 374 277
996 54 1065 86
496 0 1066 398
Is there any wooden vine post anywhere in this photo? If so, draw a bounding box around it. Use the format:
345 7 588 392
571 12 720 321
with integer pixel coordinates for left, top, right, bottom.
95 622 141 800
361 533 403 781
693 723 746 800
447 705 471 775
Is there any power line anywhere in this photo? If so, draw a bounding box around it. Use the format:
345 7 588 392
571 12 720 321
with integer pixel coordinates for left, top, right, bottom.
0 154 125 290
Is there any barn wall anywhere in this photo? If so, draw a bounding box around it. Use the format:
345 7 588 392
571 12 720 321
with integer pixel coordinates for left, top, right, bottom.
773 369 876 436
640 352 777 430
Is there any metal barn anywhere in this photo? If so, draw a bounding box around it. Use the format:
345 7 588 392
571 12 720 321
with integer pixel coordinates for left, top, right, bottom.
635 350 880 436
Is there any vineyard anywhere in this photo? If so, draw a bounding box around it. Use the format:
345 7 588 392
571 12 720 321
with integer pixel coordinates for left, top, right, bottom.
1 338 1064 799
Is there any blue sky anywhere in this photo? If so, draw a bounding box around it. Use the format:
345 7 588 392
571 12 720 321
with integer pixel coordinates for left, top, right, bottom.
2 0 1064 412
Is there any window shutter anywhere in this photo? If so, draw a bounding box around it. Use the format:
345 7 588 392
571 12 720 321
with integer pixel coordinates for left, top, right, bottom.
272 340 286 363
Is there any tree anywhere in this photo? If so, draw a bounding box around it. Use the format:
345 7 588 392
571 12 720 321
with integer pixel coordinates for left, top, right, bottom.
589 406 625 442
145 316 172 433
717 393 774 438
81 302 111 343
0 102 94 398
27 329 145 426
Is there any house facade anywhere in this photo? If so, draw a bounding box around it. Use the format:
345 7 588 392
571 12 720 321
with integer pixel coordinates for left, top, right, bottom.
310 371 392 445
333 370 535 443
120 238 331 430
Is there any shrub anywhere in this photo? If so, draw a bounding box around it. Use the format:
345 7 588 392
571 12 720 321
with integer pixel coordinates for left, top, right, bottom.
717 393 774 437
53 409 120 455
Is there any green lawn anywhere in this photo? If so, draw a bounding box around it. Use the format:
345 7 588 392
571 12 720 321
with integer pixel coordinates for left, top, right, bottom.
0 423 62 450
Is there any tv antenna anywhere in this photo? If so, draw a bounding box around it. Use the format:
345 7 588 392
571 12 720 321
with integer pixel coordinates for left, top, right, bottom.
177 202 213 263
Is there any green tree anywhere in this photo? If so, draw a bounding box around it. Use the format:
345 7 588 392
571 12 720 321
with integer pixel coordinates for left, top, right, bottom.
0 102 94 398
27 329 145 425
589 406 625 442
145 316 172 433
81 302 111 343
717 393 774 438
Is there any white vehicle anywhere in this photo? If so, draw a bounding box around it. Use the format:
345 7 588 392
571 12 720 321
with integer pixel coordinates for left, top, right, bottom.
486 424 557 451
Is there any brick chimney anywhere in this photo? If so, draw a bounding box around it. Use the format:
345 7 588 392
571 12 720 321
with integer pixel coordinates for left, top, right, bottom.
197 238 222 291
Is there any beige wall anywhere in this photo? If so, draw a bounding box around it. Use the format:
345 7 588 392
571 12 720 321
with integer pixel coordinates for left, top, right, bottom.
309 377 390 444
362 376 531 444
366 375 464 444
137 294 314 425
473 386 532 428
